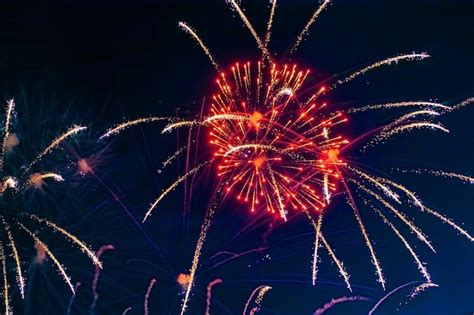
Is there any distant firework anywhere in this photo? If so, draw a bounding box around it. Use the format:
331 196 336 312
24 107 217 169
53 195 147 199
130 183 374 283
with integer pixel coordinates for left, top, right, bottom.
100 1 473 314
0 99 101 314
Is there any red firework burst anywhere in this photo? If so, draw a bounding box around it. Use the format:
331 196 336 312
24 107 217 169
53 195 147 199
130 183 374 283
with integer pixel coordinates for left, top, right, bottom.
208 62 348 219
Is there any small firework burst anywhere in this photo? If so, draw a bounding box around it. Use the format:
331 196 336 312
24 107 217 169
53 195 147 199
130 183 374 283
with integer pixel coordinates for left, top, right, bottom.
0 99 101 313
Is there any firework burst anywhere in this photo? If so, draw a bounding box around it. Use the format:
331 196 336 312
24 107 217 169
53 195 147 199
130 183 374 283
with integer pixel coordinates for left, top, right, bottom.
100 1 473 313
0 99 101 313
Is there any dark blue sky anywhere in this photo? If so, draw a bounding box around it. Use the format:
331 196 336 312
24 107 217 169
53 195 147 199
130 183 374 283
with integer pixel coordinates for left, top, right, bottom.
0 0 472 314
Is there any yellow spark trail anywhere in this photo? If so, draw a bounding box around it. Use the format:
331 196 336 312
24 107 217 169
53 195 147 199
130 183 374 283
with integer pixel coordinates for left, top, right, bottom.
29 215 102 268
226 0 272 60
379 177 474 241
290 0 331 54
320 233 352 291
144 161 209 222
263 0 277 52
426 170 474 184
24 125 87 174
180 186 223 315
100 117 172 139
348 166 400 203
0 99 15 171
450 96 474 111
347 101 449 113
343 178 385 289
161 146 187 170
162 120 199 134
362 110 440 151
306 213 323 286
0 242 10 315
18 223 75 294
179 21 220 70
373 207 431 282
2 219 25 299
356 182 435 253
332 53 430 88
242 285 272 315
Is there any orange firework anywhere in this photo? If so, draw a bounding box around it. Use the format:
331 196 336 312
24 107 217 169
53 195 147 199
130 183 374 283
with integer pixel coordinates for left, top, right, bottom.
208 62 347 219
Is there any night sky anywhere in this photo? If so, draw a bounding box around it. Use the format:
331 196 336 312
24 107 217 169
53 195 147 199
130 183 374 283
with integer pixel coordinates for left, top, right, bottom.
0 0 472 314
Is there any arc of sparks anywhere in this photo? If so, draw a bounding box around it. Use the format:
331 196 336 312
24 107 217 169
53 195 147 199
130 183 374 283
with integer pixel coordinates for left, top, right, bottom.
290 0 331 54
144 278 157 315
342 177 385 289
2 219 25 299
100 116 173 140
226 0 272 61
306 212 323 286
23 125 87 175
355 181 436 253
378 176 474 242
179 21 220 70
372 206 431 282
18 222 75 293
449 96 474 111
0 99 15 171
320 233 352 291
332 53 430 89
347 101 450 114
242 285 272 315
0 242 10 315
263 0 277 52
144 161 209 222
29 215 102 268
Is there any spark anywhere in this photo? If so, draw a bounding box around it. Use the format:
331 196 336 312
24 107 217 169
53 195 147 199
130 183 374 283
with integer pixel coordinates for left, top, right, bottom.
320 233 352 291
343 178 385 289
291 0 331 54
306 213 323 286
226 0 272 61
354 181 436 253
2 219 24 299
347 101 450 113
24 125 87 174
243 285 272 315
449 96 474 111
160 146 187 171
144 161 209 222
372 207 431 282
100 117 172 139
30 215 102 268
0 99 15 171
179 21 220 70
18 222 75 294
332 53 430 88
180 185 224 315
0 243 10 315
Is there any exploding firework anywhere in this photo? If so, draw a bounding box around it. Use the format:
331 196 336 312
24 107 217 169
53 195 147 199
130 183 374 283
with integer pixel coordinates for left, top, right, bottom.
0 99 101 313
100 0 473 313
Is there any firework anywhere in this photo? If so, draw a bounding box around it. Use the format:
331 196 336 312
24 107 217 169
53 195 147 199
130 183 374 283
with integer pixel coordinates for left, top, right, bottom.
243 285 271 315
0 99 101 312
205 278 223 315
100 1 472 313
